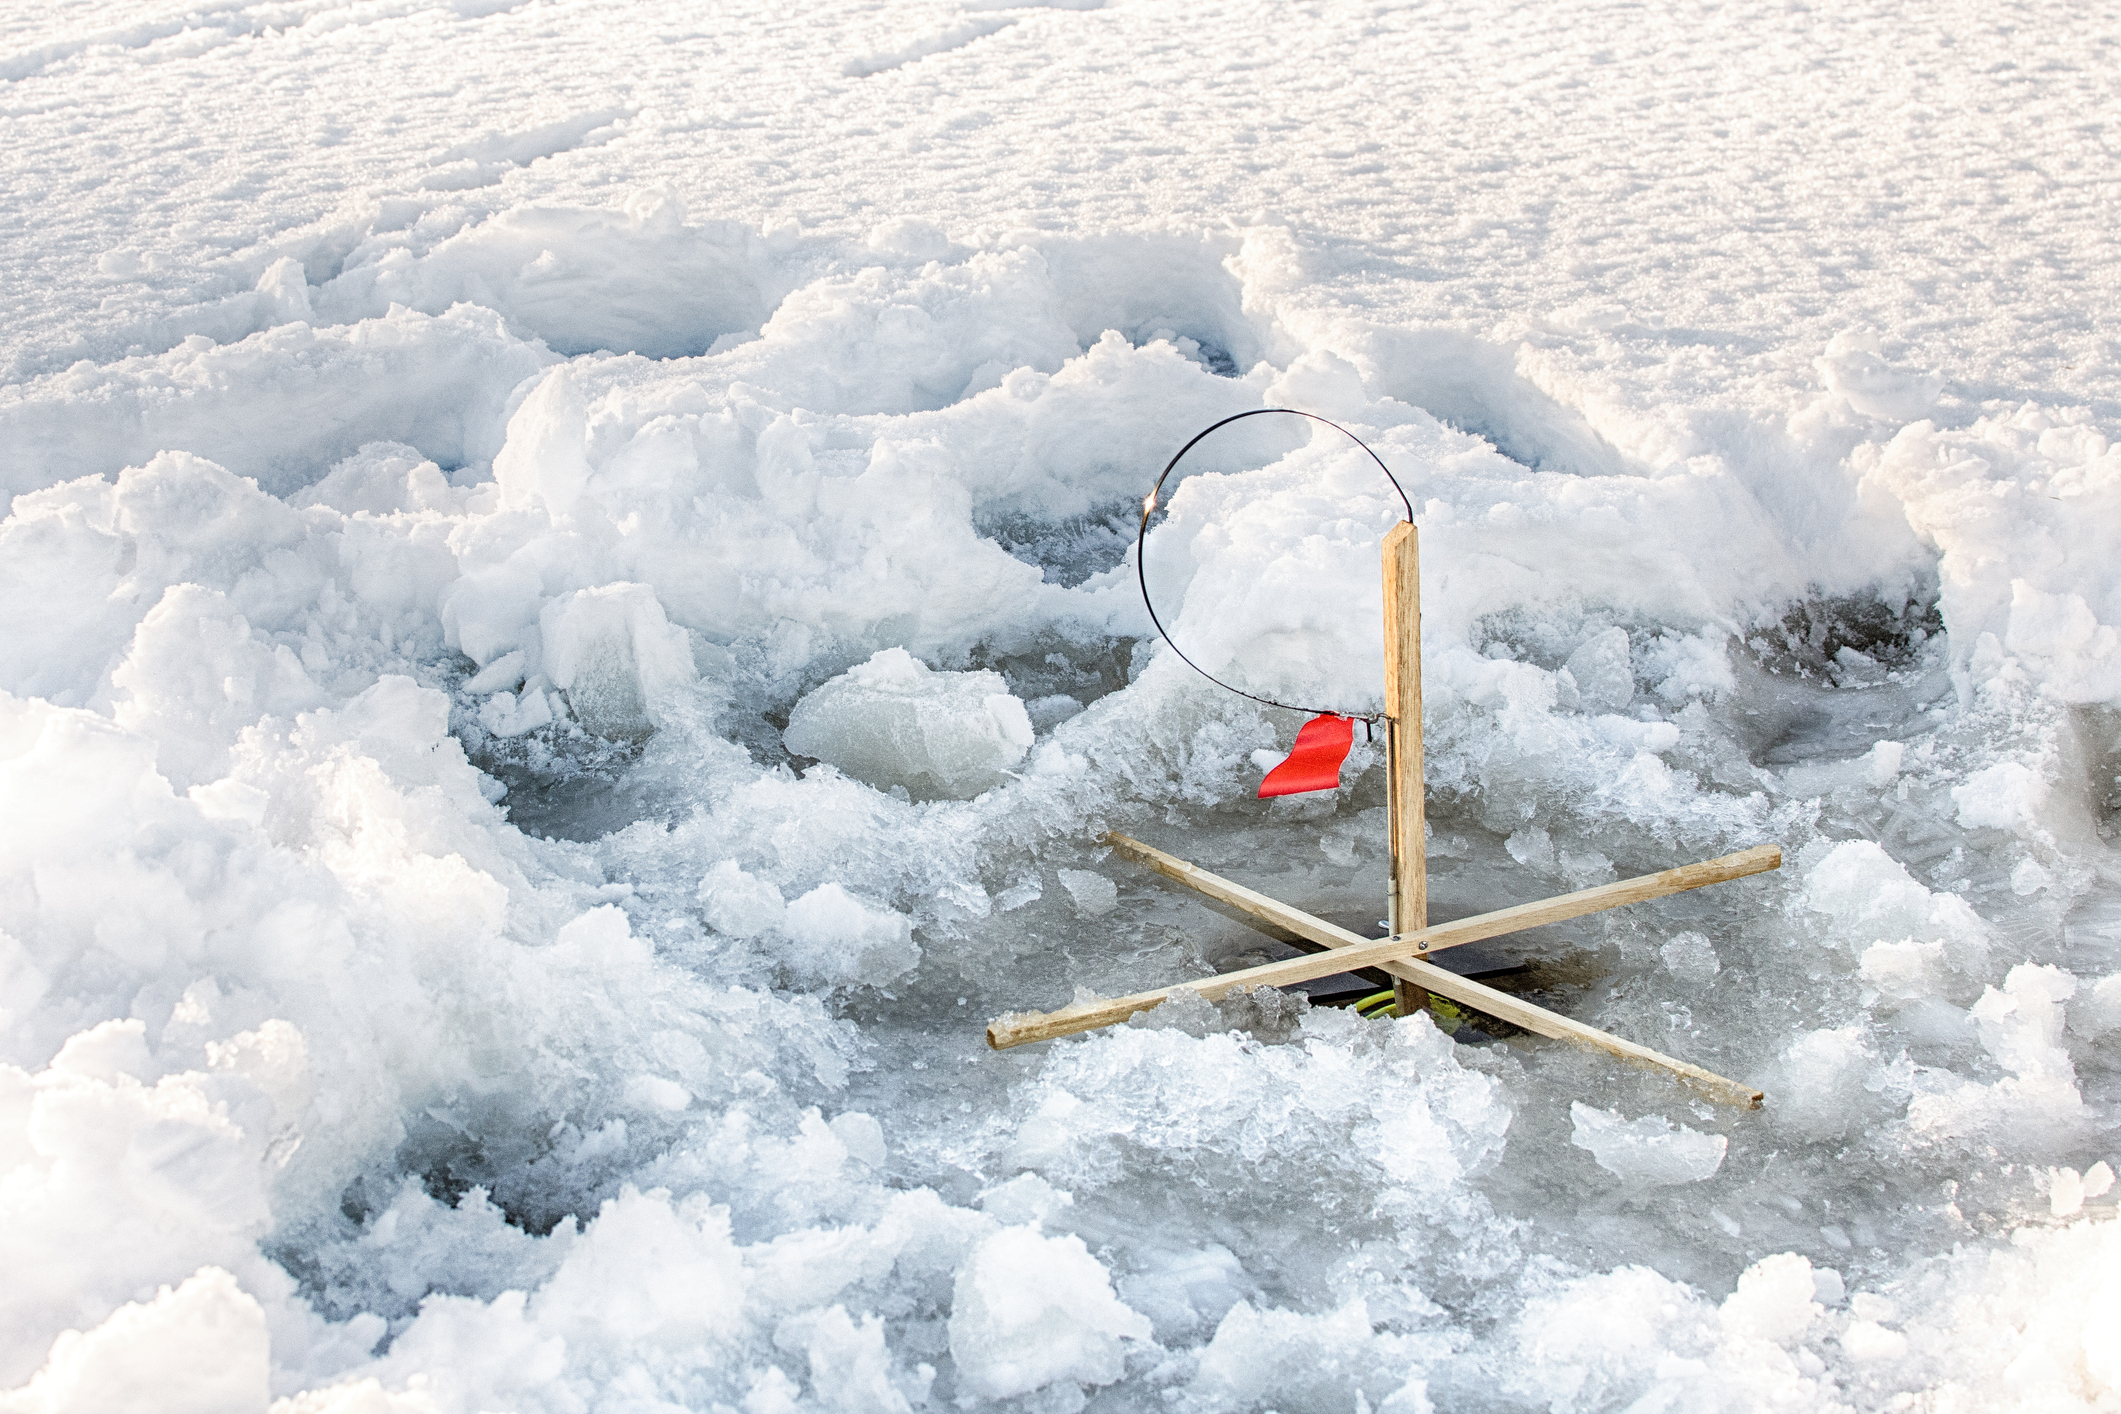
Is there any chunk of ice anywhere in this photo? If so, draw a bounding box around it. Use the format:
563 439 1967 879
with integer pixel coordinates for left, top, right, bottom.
1660 931 1721 986
1564 628 1634 712
1055 868 1117 918
783 648 1032 800
1569 1103 1728 1186
947 1227 1150 1400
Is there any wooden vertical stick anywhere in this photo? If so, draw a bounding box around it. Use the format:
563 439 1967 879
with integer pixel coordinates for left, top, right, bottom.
1381 523 1427 1014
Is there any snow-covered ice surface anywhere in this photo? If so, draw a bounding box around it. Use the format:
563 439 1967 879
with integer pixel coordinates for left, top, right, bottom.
4 0 2121 1408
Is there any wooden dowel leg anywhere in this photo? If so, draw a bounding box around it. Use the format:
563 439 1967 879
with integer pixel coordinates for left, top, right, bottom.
1382 522 1427 1017
1388 719 1431 1016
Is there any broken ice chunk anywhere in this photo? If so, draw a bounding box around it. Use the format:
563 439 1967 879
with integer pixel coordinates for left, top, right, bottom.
294 441 458 516
49 1018 154 1082
1862 739 1906 786
1840 1318 1910 1362
947 1226 1151 1400
1721 1253 1822 1346
1056 868 1117 918
697 860 787 938
1505 826 1554 871
993 875 1043 912
1646 631 1737 701
622 1074 690 1112
464 649 529 696
1860 938 1949 1001
1817 331 1943 422
828 1111 886 1168
1564 627 1634 712
494 366 593 513
2051 1166 2088 1217
478 687 553 738
1115 1243 1250 1340
1025 692 1084 732
1950 760 2048 834
780 882 918 988
1660 931 1721 986
1811 1268 1846 1306
782 647 1032 800
2010 857 2053 895
539 583 697 741
978 1172 1074 1228
1569 1102 1728 1186
1765 1027 1875 1140
2074 975 2121 1038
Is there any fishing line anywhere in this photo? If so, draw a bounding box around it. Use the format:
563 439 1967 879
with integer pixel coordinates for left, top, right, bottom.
1135 407 1414 728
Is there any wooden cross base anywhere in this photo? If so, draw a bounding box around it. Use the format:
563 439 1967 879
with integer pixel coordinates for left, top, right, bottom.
987 833 1775 1109
983 497 1778 1109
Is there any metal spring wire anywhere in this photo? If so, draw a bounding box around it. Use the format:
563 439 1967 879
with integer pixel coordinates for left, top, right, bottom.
1135 407 1415 730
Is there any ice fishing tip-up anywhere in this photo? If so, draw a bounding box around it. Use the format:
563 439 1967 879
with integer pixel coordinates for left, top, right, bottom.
985 410 1781 1110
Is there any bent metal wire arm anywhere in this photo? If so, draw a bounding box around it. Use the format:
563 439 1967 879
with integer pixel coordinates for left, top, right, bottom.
1136 407 1415 724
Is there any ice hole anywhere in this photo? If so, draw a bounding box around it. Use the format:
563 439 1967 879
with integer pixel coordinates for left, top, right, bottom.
453 695 648 843
1036 232 1277 375
977 498 1140 587
1349 325 1637 478
1748 586 1945 680
313 200 789 361
968 635 1137 720
2071 703 2121 837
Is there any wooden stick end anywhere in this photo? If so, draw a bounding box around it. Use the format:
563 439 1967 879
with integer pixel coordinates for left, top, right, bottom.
986 1013 1040 1050
1703 842 1782 882
1685 1074 1765 1111
987 990 1171 1050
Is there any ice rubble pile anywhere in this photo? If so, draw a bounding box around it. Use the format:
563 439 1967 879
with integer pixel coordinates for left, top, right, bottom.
0 208 2118 1412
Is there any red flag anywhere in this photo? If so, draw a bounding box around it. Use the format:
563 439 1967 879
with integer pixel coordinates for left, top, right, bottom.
1258 714 1355 797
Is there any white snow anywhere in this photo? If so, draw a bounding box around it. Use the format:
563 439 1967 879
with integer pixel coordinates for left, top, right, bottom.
946 1225 1151 1400
3 0 2121 1409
